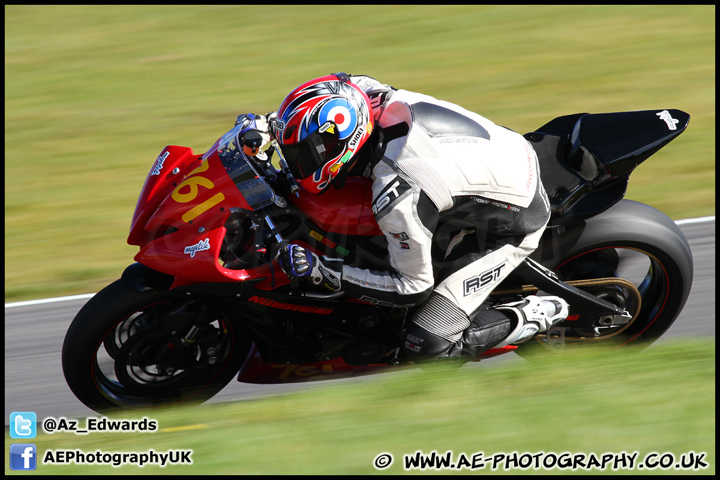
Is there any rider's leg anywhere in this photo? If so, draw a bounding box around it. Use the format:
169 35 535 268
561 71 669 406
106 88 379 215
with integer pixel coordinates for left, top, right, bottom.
402 226 567 362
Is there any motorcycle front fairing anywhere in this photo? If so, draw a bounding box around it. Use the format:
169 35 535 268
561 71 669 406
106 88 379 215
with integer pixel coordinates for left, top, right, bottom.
128 145 201 247
127 124 280 287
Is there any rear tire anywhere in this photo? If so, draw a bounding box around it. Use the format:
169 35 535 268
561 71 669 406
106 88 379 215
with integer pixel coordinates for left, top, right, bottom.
520 200 693 352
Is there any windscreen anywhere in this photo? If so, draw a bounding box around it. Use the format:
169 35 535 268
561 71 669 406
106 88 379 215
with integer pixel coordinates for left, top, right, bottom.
204 124 276 211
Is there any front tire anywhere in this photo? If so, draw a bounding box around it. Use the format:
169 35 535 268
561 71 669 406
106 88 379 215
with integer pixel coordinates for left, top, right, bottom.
62 280 251 412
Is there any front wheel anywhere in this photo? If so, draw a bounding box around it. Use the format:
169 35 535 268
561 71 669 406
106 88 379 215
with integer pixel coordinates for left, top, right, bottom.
62 280 251 412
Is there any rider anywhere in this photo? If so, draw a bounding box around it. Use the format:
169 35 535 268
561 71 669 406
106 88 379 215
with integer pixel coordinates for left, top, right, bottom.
255 73 569 362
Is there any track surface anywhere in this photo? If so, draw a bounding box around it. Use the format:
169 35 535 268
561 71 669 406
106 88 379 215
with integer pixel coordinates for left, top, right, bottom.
5 219 714 422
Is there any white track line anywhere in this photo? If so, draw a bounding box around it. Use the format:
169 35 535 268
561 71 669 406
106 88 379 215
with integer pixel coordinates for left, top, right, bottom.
5 293 96 309
675 215 715 225
5 216 714 309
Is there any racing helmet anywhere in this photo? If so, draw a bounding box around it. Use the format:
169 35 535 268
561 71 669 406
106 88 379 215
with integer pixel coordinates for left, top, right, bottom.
275 73 374 194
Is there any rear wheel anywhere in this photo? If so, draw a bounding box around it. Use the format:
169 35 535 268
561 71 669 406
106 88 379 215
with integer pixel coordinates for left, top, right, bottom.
542 245 684 347
62 280 251 412
519 200 694 353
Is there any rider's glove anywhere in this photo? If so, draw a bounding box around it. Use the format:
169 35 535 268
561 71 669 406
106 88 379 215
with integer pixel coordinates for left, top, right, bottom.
235 113 273 158
265 111 284 140
277 243 342 292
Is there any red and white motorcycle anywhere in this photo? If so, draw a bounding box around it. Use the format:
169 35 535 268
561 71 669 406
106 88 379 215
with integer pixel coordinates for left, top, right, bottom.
62 108 693 412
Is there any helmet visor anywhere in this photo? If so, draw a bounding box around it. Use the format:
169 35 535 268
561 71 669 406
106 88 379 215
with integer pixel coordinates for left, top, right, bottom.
281 123 340 179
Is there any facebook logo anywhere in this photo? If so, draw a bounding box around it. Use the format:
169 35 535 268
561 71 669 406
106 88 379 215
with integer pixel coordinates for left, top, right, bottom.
10 411 37 439
10 444 37 470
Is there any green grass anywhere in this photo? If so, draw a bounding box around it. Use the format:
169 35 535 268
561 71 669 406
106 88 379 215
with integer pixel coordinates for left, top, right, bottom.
5 338 714 475
5 5 715 301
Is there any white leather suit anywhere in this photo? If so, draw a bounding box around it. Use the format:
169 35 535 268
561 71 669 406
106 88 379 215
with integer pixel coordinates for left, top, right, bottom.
334 76 552 356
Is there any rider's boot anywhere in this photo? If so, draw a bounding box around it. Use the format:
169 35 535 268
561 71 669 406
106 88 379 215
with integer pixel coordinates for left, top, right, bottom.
492 295 569 348
403 295 568 364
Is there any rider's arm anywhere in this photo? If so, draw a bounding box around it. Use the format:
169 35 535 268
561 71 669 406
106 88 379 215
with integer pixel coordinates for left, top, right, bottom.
340 162 439 307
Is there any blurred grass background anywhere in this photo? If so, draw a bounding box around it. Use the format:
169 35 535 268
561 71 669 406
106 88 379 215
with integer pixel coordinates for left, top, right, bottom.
4 338 715 474
5 5 715 301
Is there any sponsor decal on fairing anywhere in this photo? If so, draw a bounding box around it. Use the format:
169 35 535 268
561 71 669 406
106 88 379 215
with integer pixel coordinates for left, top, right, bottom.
656 110 680 130
151 151 170 176
183 238 210 258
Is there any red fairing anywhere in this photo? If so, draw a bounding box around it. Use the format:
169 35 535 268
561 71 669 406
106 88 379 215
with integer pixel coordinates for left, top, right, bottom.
289 177 382 236
125 141 381 291
127 145 259 286
237 344 405 383
236 343 518 383
128 146 199 246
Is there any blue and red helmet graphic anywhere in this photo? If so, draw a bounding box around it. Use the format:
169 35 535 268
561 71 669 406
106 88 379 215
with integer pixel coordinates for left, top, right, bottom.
276 74 374 193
